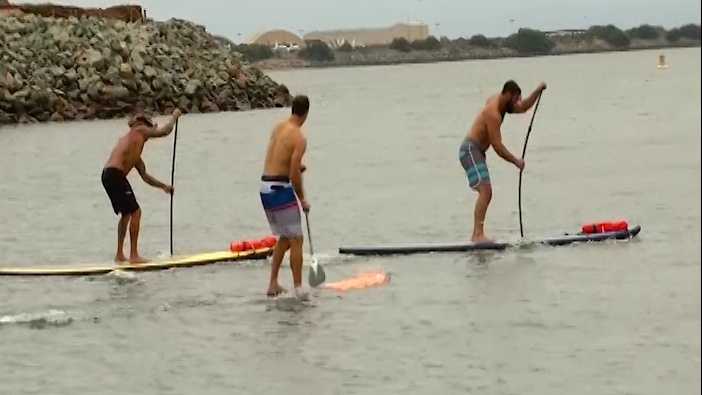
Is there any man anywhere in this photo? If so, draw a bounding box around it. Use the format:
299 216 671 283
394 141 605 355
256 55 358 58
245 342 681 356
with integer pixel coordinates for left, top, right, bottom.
101 109 181 263
459 80 546 242
260 95 310 297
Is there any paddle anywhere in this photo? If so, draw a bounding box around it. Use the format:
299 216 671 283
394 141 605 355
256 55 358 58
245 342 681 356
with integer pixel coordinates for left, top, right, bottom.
169 118 179 256
518 92 543 238
305 211 326 287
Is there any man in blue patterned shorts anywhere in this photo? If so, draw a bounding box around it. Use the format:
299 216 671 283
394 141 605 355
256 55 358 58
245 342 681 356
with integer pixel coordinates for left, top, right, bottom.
260 95 311 297
459 80 546 242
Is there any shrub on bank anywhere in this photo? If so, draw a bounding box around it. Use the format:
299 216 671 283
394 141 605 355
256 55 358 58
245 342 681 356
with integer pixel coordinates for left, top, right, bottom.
233 44 274 62
626 24 661 40
588 25 630 47
410 36 442 51
469 34 491 48
666 24 701 41
298 40 335 62
390 37 412 52
505 28 555 54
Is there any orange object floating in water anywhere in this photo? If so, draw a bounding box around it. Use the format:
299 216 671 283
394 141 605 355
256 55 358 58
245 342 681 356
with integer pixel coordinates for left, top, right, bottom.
322 270 390 292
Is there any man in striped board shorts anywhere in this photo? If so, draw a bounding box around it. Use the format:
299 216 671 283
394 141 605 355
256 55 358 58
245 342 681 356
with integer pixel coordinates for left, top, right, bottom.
260 95 311 298
459 80 546 243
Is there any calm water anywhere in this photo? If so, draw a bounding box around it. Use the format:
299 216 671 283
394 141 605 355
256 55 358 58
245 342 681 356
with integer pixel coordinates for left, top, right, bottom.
1 48 700 395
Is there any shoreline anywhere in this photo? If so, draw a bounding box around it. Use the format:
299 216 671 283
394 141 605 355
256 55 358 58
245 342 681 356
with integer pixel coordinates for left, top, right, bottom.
255 42 700 71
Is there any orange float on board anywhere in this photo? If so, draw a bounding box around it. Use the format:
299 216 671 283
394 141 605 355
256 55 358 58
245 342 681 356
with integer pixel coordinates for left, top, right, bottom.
229 241 244 252
581 220 629 234
230 236 277 252
250 239 266 250
263 236 277 248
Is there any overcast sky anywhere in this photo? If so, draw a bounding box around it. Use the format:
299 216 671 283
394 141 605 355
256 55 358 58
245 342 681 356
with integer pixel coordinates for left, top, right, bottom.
18 0 701 41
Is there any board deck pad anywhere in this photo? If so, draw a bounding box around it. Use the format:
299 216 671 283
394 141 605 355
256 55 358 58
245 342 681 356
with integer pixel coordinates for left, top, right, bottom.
339 225 641 256
0 248 273 276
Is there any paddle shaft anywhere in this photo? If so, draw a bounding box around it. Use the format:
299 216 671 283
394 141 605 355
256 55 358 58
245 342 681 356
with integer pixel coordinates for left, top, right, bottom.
518 93 543 238
169 119 179 256
304 212 315 257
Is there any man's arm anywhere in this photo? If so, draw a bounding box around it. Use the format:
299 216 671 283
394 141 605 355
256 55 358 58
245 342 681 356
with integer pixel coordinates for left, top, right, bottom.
141 109 182 138
512 83 546 113
289 136 307 206
135 159 173 193
486 113 522 169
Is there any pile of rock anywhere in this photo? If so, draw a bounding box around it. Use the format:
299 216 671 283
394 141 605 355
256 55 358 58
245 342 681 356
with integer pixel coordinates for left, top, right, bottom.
0 14 292 125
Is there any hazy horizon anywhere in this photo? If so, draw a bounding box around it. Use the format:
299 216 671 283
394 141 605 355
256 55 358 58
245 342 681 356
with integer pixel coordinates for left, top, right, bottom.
14 0 702 42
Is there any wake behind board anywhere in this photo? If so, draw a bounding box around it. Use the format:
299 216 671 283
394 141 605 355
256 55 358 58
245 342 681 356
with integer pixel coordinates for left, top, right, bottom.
339 225 641 256
0 248 273 276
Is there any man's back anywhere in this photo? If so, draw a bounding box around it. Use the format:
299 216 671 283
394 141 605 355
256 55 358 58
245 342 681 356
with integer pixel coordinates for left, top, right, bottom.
105 129 146 173
263 120 300 177
467 94 502 152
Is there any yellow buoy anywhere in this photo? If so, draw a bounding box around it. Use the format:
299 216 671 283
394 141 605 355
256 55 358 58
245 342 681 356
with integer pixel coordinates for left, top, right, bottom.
657 54 669 69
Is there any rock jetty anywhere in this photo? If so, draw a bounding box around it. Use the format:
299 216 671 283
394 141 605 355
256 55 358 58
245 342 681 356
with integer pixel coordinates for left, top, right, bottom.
0 14 292 125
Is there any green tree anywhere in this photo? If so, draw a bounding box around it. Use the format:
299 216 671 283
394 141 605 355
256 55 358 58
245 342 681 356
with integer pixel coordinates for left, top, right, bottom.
390 37 412 52
411 35 442 51
678 24 702 40
504 28 555 54
626 24 660 40
588 25 630 47
452 37 471 49
469 34 491 47
298 40 335 62
233 44 273 62
666 24 701 41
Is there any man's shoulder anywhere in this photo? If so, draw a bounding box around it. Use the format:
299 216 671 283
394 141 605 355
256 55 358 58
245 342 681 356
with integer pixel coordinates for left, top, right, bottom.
282 122 305 140
481 106 501 122
129 126 151 138
275 120 299 133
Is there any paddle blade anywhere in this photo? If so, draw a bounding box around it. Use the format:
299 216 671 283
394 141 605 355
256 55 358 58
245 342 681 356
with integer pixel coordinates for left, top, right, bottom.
308 258 326 287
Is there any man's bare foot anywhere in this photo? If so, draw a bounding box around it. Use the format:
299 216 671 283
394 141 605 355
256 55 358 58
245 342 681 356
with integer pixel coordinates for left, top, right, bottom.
294 287 310 301
471 235 494 244
129 255 150 264
115 254 128 263
266 284 287 297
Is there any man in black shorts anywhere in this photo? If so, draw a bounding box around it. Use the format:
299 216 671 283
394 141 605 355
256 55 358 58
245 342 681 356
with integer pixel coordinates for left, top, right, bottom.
102 109 181 263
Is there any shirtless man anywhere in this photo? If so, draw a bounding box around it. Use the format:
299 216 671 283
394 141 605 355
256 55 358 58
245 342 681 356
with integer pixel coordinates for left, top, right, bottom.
101 109 181 263
459 80 546 242
259 95 310 297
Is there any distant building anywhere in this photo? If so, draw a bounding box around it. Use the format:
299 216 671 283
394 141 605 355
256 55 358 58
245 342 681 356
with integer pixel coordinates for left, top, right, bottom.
544 29 587 38
304 22 430 47
248 29 305 48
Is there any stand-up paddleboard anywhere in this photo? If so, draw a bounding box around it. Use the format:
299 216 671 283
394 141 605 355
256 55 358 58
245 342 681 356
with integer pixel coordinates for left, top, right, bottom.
339 225 641 256
0 248 273 276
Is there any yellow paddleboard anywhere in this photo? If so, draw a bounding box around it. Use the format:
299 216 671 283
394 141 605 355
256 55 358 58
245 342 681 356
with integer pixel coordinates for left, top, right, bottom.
0 248 273 276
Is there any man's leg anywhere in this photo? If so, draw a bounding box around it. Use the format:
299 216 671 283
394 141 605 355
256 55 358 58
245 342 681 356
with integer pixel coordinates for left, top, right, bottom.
288 237 304 289
267 237 290 296
115 214 130 262
128 208 148 263
472 183 493 243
